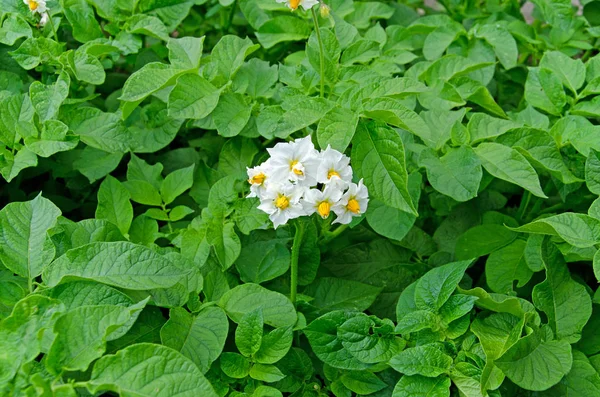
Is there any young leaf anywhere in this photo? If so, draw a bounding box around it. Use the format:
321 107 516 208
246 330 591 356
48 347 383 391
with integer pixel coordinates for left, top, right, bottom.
511 213 600 248
160 164 195 205
254 326 293 364
392 375 451 397
235 309 264 357
414 260 471 311
96 175 133 236
485 239 532 294
389 346 453 377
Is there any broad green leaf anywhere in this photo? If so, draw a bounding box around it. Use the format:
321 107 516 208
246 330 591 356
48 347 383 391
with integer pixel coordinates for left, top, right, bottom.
438 295 477 324
392 375 450 397
220 352 251 378
46 281 132 310
474 24 517 69
249 363 286 382
119 62 186 104
122 180 162 206
524 67 566 116
485 239 532 294
125 15 169 41
339 314 404 363
419 146 482 202
236 309 264 357
168 74 221 119
43 241 192 290
467 113 521 144
533 242 592 343
351 120 416 215
421 108 466 150
29 71 70 122
395 310 438 334
257 96 334 139
9 37 63 70
586 149 600 194
540 50 586 93
475 142 547 198
0 93 34 148
160 164 195 205
340 371 387 394
317 106 359 152
207 35 259 85
233 58 278 98
0 194 60 281
423 24 464 61
96 175 133 236
304 277 382 313
86 343 218 397
254 326 293 364
307 28 340 83
455 224 517 260
24 120 79 158
208 220 241 270
46 299 148 373
304 311 371 370
218 283 296 328
541 351 600 396
390 346 453 377
255 16 311 49
496 330 572 391
415 260 470 311
160 306 228 373
61 107 131 153
236 236 290 284
106 307 166 354
341 40 380 65
511 213 600 248
167 36 204 69
212 92 251 137
63 0 104 43
127 153 163 189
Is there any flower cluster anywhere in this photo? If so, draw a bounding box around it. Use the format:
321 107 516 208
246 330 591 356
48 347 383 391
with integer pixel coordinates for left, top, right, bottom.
24 0 49 26
247 136 369 229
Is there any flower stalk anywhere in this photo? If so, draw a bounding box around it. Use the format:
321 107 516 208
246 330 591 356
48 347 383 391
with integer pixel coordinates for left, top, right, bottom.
290 220 305 306
311 8 325 98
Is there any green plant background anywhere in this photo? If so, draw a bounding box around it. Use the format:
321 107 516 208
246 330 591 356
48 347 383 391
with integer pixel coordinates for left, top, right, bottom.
2 0 600 395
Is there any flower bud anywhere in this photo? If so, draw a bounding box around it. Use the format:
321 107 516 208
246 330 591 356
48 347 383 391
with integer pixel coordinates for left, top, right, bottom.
320 3 330 17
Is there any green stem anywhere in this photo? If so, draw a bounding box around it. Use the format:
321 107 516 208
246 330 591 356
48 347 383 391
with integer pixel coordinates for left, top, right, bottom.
516 191 531 222
224 0 238 33
320 224 348 246
290 220 305 306
311 8 325 98
46 13 59 43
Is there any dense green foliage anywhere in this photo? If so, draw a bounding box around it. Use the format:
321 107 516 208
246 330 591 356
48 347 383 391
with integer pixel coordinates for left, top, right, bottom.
2 0 600 395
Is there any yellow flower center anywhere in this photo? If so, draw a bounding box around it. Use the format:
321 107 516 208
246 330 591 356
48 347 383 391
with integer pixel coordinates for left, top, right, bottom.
275 194 290 210
347 198 360 214
290 160 303 176
290 0 301 10
249 173 266 185
317 201 330 218
327 169 340 180
28 0 38 10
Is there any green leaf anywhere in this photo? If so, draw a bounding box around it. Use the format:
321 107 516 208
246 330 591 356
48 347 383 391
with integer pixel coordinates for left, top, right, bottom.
533 241 592 343
340 371 387 394
485 239 532 294
257 97 334 139
390 346 453 377
415 260 470 311
236 237 290 284
540 50 586 93
339 314 404 363
24 120 79 158
307 28 340 83
496 330 572 391
61 107 131 153
317 107 359 153
0 194 60 280
161 164 195 205
220 352 251 378
45 299 148 373
212 92 252 137
122 180 162 206
236 309 264 357
119 62 185 103
586 149 600 194
160 306 228 373
63 0 104 43
419 146 482 202
455 224 517 260
255 16 311 49
475 142 547 198
438 295 478 324
167 36 204 69
168 74 221 119
467 113 521 144
474 24 518 69
351 120 416 215
29 71 70 122
392 375 450 397
9 37 63 70
396 310 438 334
254 326 293 364
0 93 34 148
542 351 600 396
126 15 169 41
341 39 380 65
218 283 296 328
249 363 286 382
43 241 192 290
511 213 600 248
304 277 382 313
96 175 133 236
86 343 218 397
127 153 163 189
423 24 464 61
46 281 131 310
524 67 566 116
234 58 278 98
208 35 259 84
208 219 241 270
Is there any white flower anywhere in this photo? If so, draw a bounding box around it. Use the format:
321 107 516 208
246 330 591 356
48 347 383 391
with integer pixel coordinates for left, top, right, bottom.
332 179 369 225
316 145 352 189
23 0 47 14
247 161 271 199
276 0 319 11
267 136 320 186
39 12 49 26
301 185 343 219
257 183 306 229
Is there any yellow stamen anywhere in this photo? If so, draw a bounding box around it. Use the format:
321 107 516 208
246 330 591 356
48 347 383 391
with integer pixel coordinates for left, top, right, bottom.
28 0 38 10
249 173 266 185
327 169 340 180
290 160 303 176
275 194 290 210
347 198 360 214
317 201 330 218
290 0 301 10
